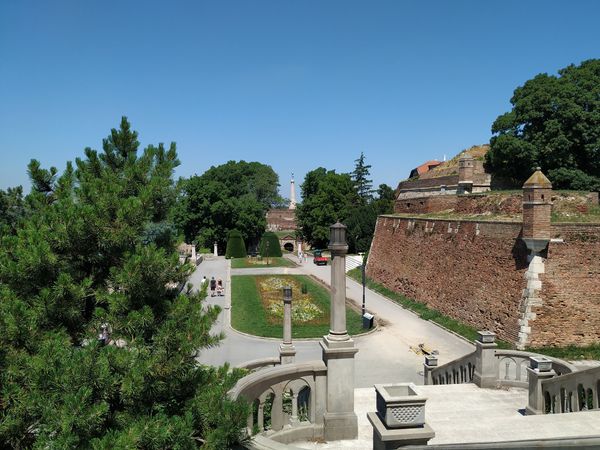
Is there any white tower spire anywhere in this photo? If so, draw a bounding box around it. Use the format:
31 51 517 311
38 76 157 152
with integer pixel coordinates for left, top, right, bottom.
289 172 296 210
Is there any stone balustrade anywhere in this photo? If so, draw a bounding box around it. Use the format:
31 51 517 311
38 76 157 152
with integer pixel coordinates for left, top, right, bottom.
536 365 600 414
228 361 327 444
427 331 575 389
429 352 476 385
494 349 576 388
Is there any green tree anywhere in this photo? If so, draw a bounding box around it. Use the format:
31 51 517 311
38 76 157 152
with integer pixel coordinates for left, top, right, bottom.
225 229 247 258
297 168 359 248
372 184 395 215
174 161 281 252
345 185 395 253
0 118 249 448
352 152 373 202
259 231 282 257
0 186 26 233
486 59 600 189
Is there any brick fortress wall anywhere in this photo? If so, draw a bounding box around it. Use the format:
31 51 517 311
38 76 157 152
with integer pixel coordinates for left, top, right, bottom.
266 209 297 231
367 216 600 347
533 224 600 347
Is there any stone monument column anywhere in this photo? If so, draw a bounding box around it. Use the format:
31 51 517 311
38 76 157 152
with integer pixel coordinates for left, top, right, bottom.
289 173 297 210
213 242 218 257
279 286 296 364
321 222 359 440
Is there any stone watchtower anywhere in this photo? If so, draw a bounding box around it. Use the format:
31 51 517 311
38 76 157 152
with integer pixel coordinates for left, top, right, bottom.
457 154 474 194
522 167 553 257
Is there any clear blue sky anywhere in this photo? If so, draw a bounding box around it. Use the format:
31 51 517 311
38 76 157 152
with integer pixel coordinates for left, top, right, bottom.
1 1 598 199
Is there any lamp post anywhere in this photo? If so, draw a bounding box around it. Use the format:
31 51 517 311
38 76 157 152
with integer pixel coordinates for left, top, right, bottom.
266 241 270 266
321 221 359 440
361 258 366 316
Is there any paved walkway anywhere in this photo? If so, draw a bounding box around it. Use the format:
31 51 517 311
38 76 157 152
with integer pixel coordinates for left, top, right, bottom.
193 255 473 388
295 384 600 449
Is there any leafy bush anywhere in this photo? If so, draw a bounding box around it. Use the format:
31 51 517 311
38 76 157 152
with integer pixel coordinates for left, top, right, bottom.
226 229 247 258
259 231 282 257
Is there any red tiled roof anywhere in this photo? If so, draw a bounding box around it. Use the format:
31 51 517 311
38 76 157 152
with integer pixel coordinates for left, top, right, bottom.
410 160 441 177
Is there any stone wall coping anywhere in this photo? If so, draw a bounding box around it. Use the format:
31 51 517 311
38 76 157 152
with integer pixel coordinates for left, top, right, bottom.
379 214 522 225
494 349 577 374
235 357 281 371
551 222 600 227
228 360 327 401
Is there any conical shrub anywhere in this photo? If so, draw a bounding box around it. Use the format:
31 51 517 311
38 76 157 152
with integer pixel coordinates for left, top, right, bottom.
225 229 247 258
259 231 282 258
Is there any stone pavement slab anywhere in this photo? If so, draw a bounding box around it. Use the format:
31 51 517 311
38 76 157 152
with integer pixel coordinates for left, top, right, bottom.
294 384 600 448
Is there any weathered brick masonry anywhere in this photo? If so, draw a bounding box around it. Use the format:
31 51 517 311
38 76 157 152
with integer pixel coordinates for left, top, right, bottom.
367 216 600 347
533 224 600 347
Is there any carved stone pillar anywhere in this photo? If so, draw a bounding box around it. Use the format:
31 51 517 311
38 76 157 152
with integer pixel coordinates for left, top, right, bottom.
321 222 359 440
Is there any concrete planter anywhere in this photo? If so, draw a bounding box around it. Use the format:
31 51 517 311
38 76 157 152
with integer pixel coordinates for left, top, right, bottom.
375 383 427 429
530 356 552 372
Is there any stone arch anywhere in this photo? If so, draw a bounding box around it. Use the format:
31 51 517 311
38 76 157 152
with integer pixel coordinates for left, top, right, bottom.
498 357 517 381
283 242 294 252
282 377 315 424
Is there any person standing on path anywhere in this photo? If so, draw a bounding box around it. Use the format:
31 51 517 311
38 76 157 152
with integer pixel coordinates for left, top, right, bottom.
210 276 216 297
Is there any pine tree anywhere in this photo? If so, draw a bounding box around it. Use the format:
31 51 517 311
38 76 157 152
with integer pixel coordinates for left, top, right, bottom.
0 118 249 448
352 152 373 202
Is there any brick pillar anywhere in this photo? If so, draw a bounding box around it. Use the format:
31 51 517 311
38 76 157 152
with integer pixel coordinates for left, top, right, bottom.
522 167 552 257
458 154 474 194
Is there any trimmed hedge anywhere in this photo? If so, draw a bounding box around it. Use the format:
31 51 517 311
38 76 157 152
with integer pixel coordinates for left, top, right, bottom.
259 231 282 257
225 229 247 258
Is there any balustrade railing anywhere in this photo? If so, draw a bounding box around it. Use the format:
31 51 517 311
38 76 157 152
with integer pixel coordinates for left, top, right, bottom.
540 365 600 414
228 360 327 443
430 352 476 385
426 331 576 389
494 350 576 388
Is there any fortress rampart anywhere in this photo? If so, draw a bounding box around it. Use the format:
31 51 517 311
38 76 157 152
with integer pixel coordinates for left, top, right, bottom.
367 215 600 347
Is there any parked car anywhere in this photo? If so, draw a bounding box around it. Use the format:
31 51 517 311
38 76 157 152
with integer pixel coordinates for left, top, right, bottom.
313 249 328 266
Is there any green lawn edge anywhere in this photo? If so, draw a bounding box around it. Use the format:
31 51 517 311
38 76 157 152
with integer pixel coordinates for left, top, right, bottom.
230 257 296 269
231 274 362 338
346 268 512 349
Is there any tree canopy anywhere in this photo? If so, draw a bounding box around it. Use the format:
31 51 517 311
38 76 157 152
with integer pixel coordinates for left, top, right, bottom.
486 59 600 190
352 152 373 202
296 168 359 249
174 161 281 252
0 118 248 448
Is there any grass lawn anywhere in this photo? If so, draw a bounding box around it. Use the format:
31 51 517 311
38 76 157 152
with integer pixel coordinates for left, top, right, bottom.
231 257 296 269
231 274 363 338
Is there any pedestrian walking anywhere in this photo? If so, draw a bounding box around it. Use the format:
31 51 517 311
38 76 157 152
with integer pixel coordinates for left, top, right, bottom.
217 279 224 296
210 276 216 297
298 250 303 264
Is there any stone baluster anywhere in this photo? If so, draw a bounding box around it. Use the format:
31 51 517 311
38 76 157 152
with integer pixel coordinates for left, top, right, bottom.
290 392 299 423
